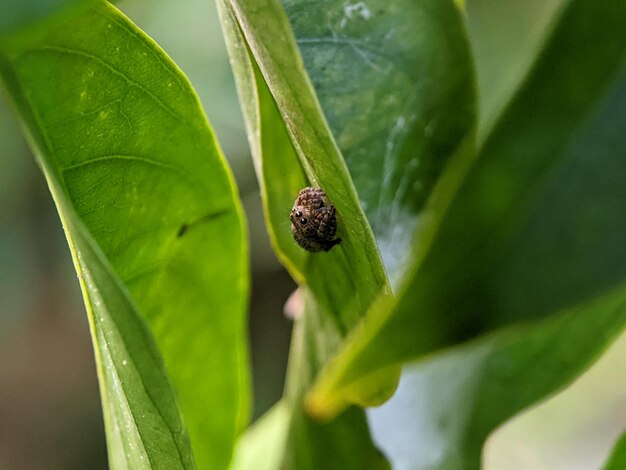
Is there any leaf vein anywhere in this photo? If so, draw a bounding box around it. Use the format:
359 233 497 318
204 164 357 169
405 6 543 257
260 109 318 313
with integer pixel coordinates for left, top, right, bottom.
61 154 201 188
32 45 187 124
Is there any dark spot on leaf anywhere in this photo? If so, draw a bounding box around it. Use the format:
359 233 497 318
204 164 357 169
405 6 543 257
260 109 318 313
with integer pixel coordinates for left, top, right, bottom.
177 208 231 239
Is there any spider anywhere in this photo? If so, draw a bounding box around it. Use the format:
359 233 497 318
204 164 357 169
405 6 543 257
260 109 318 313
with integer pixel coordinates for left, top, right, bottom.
290 187 341 252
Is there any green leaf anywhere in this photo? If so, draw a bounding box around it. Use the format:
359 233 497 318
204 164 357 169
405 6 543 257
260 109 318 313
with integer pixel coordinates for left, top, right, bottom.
308 0 626 416
0 2 249 469
229 289 389 470
221 0 475 408
283 404 390 470
219 0 471 466
219 3 394 458
221 0 390 333
220 7 477 468
281 289 390 470
218 2 390 467
278 0 476 419
605 428 626 470
369 282 626 469
284 0 476 285
217 0 307 280
66 211 195 469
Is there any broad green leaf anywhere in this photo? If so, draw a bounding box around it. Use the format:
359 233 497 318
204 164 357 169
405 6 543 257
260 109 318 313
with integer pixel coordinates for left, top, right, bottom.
221 0 390 333
605 429 626 470
221 3 475 465
280 0 476 418
308 0 626 416
284 0 476 285
369 281 626 469
0 0 95 39
222 0 475 408
465 0 565 141
0 2 249 469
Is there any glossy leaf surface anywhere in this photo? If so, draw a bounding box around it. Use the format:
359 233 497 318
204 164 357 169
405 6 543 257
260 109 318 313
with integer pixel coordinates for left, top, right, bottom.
284 0 475 284
369 282 626 468
220 0 477 466
0 3 248 468
367 1 626 466
308 0 626 416
68 213 195 470
222 0 390 334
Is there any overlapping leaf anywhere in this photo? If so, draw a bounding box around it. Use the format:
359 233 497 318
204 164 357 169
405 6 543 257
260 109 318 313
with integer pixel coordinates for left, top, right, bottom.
308 0 626 417
220 0 390 335
281 289 390 470
369 281 626 468
0 2 248 468
219 0 475 467
316 0 626 466
284 0 475 285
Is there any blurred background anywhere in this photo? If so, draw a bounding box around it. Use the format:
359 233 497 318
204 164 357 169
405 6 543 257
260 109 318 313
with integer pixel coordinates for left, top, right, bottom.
1 1 625 469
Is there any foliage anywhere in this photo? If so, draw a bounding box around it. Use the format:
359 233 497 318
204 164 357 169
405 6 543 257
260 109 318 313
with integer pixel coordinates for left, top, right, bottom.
0 3 247 468
1 0 626 468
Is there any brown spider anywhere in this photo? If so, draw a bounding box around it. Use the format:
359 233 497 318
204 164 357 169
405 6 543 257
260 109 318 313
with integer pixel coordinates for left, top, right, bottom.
290 187 342 252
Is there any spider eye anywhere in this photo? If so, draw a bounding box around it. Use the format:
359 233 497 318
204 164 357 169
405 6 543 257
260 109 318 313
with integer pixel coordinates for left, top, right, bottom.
295 211 302 218
300 218 308 225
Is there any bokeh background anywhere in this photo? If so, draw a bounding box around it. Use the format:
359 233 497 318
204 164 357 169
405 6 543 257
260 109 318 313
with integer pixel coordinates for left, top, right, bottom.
1 1 625 469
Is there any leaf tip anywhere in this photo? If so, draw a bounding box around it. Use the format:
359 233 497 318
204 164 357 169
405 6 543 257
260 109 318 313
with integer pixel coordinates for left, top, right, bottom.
305 365 402 420
304 390 347 423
